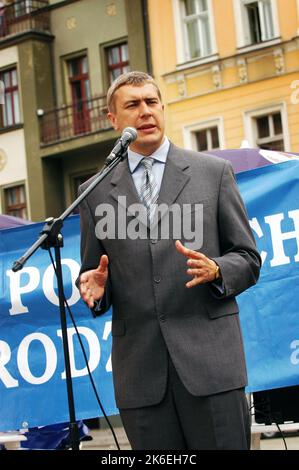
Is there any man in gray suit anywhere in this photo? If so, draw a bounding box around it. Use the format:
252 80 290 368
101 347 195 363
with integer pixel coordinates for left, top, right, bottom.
78 71 261 450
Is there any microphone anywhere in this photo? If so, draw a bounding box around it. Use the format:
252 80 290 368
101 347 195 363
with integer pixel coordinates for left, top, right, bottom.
105 127 138 166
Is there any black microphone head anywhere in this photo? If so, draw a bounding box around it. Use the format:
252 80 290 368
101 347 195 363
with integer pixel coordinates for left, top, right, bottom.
122 127 138 143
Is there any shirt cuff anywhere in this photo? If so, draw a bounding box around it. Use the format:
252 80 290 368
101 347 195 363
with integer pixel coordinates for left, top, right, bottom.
93 298 103 312
210 278 225 294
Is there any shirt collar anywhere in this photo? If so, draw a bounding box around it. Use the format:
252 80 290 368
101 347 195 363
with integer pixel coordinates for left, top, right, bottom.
128 137 170 174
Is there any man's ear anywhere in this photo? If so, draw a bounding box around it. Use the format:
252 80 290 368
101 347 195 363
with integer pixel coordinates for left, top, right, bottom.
107 112 118 130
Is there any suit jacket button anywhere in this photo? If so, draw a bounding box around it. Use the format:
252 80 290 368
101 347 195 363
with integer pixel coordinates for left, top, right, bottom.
154 276 161 283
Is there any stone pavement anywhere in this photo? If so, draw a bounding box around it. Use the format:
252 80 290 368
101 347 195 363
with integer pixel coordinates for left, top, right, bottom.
81 425 299 451
81 426 131 451
259 433 299 450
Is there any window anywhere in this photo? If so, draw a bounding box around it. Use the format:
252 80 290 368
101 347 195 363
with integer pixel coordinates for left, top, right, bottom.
180 0 212 60
255 112 284 150
14 1 31 18
106 43 130 84
183 119 225 151
235 0 277 47
195 126 220 151
68 55 91 135
245 0 274 43
4 184 27 219
246 2 262 43
245 106 289 150
0 68 21 128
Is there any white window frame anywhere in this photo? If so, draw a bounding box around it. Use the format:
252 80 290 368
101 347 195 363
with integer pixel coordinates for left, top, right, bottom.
0 66 21 128
2 181 28 220
233 0 280 49
243 103 290 151
172 0 217 65
183 118 225 151
14 1 31 17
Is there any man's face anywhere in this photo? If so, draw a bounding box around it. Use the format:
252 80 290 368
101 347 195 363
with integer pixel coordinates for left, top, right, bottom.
107 83 165 156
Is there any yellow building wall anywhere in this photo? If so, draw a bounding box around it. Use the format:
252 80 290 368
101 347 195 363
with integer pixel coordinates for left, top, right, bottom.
277 0 298 39
148 0 299 68
148 0 299 153
212 0 237 57
166 73 299 151
147 0 177 76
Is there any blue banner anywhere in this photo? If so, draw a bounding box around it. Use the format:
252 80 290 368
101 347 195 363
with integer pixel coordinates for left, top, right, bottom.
237 160 299 393
0 216 117 431
1 160 299 430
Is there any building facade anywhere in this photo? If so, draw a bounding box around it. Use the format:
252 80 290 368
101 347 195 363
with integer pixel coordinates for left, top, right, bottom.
0 0 149 221
1 0 298 221
147 0 299 155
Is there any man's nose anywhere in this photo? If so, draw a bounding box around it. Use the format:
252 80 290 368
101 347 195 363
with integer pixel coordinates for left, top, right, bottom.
139 101 152 116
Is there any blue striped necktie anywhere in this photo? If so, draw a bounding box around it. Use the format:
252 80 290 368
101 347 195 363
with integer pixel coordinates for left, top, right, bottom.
139 157 159 222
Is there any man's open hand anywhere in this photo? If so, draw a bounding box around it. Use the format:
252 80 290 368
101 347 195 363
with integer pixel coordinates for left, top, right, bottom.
79 255 109 308
175 240 218 288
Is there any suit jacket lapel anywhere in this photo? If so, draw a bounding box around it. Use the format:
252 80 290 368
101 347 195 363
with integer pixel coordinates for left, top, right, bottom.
158 143 190 207
109 157 148 224
110 157 138 204
108 143 191 228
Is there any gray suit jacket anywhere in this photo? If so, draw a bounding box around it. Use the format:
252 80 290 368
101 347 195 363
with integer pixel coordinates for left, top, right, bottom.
78 143 261 409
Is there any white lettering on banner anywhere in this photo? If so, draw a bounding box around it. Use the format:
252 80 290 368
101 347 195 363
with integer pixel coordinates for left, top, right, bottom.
6 259 81 315
290 340 299 365
57 327 101 378
17 333 57 385
0 340 19 388
102 321 112 372
249 217 267 265
6 267 40 315
4 211 299 318
265 210 299 267
0 323 111 388
42 259 81 306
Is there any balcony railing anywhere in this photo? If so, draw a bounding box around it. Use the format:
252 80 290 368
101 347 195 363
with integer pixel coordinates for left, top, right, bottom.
39 95 113 145
0 1 50 39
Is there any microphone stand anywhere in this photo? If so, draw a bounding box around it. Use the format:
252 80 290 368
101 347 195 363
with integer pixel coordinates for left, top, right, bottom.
12 145 128 450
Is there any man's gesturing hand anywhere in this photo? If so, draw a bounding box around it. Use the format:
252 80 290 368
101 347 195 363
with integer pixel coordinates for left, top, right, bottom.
79 255 109 308
175 240 219 288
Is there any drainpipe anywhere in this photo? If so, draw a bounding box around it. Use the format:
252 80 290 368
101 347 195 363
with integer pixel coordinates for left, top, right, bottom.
141 0 153 76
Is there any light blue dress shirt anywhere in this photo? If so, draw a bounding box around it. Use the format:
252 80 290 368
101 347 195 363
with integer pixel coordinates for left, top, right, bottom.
127 137 170 197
